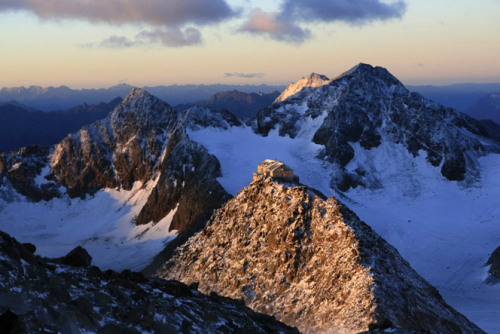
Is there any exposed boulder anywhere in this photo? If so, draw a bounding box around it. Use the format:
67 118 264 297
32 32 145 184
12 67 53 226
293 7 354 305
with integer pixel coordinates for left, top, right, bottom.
0 309 25 334
61 246 92 267
487 246 500 278
21 243 36 254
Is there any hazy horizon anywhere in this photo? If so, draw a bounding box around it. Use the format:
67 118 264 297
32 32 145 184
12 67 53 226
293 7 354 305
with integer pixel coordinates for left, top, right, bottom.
2 68 500 92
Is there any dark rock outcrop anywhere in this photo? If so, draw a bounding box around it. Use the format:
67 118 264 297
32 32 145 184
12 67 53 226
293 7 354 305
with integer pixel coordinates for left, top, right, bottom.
160 175 484 334
60 246 92 267
0 145 59 201
21 243 36 254
487 246 500 278
0 230 298 333
0 309 25 334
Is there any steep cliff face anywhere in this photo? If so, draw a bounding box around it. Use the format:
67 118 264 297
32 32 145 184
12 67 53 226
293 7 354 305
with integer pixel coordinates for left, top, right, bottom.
135 129 231 233
0 230 298 333
257 64 499 190
160 176 483 334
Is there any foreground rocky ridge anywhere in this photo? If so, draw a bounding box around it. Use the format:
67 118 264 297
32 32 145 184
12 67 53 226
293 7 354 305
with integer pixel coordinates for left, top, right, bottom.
0 230 298 333
160 176 483 334
257 64 500 190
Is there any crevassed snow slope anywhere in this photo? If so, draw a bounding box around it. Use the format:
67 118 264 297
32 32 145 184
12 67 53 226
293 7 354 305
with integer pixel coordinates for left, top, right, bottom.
0 176 177 271
189 125 500 333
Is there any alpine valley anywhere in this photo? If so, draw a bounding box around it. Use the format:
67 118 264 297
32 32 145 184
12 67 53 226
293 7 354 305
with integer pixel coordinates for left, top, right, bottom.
1 64 500 333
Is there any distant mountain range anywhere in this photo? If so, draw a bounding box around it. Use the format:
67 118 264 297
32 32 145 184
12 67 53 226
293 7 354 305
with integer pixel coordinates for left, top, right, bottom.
408 83 500 111
466 93 500 124
3 81 500 125
0 98 121 152
0 84 285 112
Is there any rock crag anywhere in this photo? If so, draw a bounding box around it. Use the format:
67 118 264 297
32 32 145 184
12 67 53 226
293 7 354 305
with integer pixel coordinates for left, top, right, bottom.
160 175 484 334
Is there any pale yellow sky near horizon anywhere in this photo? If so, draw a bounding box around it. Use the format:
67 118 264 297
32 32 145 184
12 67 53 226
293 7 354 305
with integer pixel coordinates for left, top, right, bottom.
0 0 499 89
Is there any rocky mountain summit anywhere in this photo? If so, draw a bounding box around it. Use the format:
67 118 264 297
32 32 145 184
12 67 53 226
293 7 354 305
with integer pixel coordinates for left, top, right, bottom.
257 64 500 190
0 230 298 333
160 175 483 333
274 73 331 103
0 88 232 271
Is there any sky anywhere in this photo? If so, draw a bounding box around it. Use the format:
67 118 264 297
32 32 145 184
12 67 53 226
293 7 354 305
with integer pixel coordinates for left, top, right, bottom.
0 0 499 89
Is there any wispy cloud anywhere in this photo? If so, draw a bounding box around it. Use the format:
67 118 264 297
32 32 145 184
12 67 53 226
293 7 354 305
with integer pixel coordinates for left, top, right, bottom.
0 0 235 48
239 0 407 43
225 72 264 79
138 27 202 47
238 9 310 43
84 27 202 48
282 0 407 24
96 36 138 48
0 0 235 26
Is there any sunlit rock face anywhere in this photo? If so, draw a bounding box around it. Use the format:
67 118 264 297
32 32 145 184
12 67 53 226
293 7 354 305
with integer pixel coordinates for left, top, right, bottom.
159 175 483 334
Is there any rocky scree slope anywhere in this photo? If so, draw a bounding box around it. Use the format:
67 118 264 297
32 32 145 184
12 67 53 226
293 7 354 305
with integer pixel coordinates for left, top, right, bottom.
0 230 298 333
160 175 484 334
274 73 331 103
257 64 500 191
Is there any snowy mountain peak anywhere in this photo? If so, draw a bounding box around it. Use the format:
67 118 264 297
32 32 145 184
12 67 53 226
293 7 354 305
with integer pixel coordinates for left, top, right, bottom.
335 63 406 92
108 88 179 141
306 72 330 81
274 72 331 103
123 86 151 99
111 88 172 118
258 63 499 190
